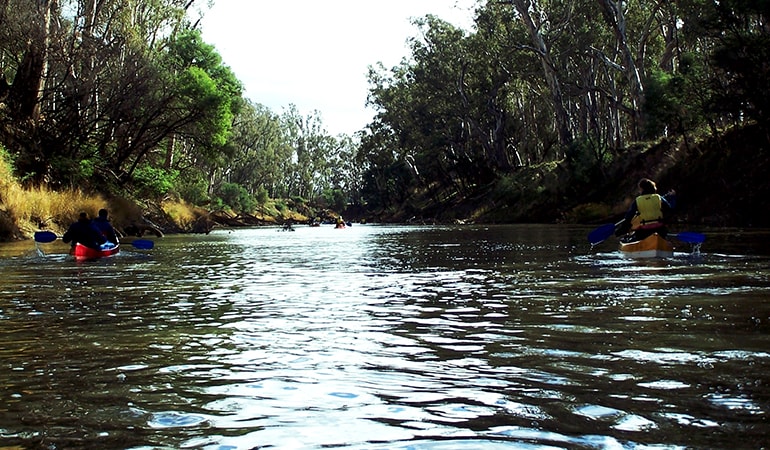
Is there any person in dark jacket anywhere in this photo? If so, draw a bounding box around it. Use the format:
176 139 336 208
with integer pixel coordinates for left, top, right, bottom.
92 208 119 245
62 212 107 250
615 178 676 241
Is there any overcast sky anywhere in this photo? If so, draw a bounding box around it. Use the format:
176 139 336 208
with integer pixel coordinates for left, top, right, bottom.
200 0 476 136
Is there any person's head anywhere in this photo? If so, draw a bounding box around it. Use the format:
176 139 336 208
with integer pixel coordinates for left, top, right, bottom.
78 212 89 222
638 178 657 195
98 208 108 219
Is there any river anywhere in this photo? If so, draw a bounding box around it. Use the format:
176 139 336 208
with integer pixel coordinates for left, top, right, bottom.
1 224 769 449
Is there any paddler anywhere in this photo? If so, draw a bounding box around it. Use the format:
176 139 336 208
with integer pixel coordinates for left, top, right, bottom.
92 208 120 246
615 178 676 241
62 212 108 250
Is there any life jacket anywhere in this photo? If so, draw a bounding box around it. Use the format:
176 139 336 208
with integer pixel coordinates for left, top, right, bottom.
635 194 664 228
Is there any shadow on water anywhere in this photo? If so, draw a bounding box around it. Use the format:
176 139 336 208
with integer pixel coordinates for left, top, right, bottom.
1 224 769 449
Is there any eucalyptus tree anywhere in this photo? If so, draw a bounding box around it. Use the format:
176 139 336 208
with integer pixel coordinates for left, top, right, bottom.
0 0 241 193
224 100 291 200
332 133 364 205
1 0 57 123
156 29 242 183
356 120 406 211
279 105 336 202
697 0 770 127
366 13 527 206
0 0 62 180
505 0 573 148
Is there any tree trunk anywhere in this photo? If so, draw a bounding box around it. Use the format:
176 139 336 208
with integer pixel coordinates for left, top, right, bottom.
7 0 56 123
596 0 644 140
510 0 573 147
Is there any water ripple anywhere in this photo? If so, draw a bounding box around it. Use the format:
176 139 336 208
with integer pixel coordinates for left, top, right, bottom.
1 225 769 449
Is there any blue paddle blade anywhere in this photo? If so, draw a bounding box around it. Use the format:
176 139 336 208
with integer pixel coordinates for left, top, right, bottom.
131 239 154 249
672 231 706 244
588 223 615 245
34 231 58 243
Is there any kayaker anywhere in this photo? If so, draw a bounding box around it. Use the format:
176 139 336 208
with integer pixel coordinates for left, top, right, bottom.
63 212 108 250
92 208 120 245
615 178 676 241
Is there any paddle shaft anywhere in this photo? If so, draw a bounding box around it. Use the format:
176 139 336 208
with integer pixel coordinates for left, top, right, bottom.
34 231 153 249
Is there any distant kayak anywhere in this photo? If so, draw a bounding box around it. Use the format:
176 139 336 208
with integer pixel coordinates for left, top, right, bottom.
71 242 120 259
619 233 673 258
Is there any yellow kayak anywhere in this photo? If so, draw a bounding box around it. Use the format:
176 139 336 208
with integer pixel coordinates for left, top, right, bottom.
619 233 674 258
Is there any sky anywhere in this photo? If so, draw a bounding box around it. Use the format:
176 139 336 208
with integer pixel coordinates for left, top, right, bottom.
199 0 477 136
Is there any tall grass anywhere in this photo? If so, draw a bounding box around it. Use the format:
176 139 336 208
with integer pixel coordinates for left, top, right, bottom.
162 199 198 231
0 146 107 238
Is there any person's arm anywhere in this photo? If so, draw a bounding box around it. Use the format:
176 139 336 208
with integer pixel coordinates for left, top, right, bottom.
62 225 74 244
90 224 108 245
615 201 638 236
662 190 676 212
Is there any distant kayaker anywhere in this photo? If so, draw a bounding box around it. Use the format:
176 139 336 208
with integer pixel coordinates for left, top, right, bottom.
615 178 676 241
92 208 120 245
63 212 108 250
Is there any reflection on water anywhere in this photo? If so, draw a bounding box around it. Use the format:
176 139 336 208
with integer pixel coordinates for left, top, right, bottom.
1 224 769 449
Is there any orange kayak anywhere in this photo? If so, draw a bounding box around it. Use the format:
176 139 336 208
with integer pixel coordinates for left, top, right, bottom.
619 233 674 258
71 243 120 259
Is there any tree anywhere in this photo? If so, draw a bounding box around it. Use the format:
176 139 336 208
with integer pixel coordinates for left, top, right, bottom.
508 0 573 147
4 0 57 123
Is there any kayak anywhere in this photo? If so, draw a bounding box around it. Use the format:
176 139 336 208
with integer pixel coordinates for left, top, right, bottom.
71 242 120 259
619 233 674 258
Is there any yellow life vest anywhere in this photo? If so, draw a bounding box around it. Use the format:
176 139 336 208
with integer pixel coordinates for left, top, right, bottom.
635 194 663 225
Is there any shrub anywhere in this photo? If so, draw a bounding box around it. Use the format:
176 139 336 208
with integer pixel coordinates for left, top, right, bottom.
133 166 179 200
254 185 269 205
217 182 256 213
176 171 210 206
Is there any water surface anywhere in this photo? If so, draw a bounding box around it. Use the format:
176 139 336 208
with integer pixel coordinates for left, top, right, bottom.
1 224 769 449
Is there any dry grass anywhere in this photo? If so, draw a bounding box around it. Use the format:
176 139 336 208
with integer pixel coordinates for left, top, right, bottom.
162 199 199 231
2 145 188 240
1 147 111 238
1 185 109 236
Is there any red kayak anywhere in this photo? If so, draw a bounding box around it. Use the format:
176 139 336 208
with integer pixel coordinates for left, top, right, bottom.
70 242 120 259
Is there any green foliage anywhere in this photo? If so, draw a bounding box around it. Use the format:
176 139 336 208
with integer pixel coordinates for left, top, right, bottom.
711 33 770 125
274 199 288 213
133 166 179 200
643 70 677 138
0 144 15 182
290 196 307 206
216 182 256 213
643 56 710 139
176 171 210 206
321 187 347 212
565 137 610 186
255 186 269 206
166 30 242 157
47 155 97 187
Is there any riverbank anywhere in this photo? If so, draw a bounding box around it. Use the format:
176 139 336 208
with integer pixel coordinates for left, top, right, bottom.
2 123 767 243
360 123 770 229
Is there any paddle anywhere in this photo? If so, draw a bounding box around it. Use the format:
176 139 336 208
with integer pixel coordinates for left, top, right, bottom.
587 223 617 246
588 223 705 246
131 239 154 249
34 231 57 243
670 231 706 244
34 231 155 249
